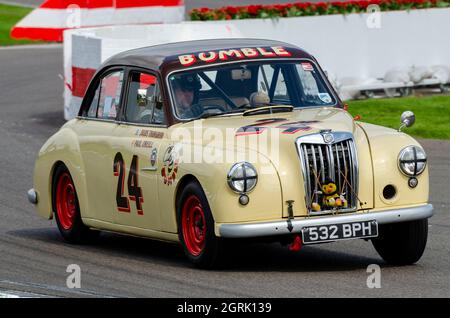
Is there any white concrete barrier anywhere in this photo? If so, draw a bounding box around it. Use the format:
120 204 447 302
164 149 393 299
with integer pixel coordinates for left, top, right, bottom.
190 8 450 80
63 8 450 119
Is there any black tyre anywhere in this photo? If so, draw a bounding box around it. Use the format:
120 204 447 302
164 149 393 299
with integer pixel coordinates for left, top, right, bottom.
372 219 428 265
177 181 222 269
53 164 99 243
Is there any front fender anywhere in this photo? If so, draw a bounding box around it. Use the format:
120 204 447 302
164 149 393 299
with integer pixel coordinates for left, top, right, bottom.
358 122 429 209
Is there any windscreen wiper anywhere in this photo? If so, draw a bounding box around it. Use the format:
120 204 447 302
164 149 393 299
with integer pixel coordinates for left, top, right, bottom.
197 109 245 119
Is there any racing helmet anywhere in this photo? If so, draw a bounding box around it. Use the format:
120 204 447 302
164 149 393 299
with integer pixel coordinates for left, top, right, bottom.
170 73 202 94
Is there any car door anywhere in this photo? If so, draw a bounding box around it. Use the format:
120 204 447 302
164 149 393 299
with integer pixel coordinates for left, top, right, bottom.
112 69 167 231
75 68 125 223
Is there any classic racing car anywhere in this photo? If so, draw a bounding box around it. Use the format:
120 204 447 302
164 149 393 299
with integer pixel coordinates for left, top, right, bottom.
28 39 433 268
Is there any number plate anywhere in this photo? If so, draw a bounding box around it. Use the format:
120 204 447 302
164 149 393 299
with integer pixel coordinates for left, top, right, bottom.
302 220 378 244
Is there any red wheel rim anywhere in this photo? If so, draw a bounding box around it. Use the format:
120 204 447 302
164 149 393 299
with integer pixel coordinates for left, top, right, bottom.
56 172 77 230
181 195 206 256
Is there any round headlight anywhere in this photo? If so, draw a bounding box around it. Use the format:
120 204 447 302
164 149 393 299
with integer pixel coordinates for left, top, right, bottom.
227 162 258 193
398 146 427 176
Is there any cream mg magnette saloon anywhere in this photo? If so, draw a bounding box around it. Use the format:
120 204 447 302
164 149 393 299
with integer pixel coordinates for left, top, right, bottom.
29 39 433 268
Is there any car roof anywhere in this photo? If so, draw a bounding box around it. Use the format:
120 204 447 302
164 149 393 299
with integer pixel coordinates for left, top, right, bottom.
101 38 315 74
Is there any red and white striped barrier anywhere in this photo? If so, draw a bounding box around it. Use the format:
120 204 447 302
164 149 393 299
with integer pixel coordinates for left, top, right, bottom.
11 0 185 42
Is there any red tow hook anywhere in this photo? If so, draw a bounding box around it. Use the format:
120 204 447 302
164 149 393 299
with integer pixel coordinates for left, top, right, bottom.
289 235 303 252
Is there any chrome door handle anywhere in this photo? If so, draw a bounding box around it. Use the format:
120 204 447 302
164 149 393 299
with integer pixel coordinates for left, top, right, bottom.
141 167 158 172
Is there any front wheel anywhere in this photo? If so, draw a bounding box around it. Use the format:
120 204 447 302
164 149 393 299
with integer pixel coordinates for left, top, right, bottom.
372 219 428 265
177 182 222 269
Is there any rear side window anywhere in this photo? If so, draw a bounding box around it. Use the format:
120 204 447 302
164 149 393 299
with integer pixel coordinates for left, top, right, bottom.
87 70 124 120
124 71 166 125
84 70 124 119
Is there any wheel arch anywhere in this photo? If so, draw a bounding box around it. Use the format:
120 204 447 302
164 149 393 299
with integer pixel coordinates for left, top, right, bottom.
50 160 70 214
174 174 203 225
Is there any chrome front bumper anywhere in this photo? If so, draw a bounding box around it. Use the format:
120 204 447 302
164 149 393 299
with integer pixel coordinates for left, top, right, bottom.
219 204 433 238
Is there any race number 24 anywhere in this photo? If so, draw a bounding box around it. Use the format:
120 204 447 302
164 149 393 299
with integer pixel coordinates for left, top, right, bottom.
113 153 144 215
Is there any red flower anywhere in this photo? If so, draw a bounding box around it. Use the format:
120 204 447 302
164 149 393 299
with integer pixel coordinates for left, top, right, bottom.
356 1 370 9
369 0 382 5
225 6 238 15
331 1 344 7
189 0 446 21
247 5 262 15
274 4 288 14
294 3 309 10
315 2 329 10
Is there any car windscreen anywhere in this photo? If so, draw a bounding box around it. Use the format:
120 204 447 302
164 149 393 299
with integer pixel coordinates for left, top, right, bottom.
168 60 336 120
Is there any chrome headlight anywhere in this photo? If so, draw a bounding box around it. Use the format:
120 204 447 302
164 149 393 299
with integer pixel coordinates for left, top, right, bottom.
398 146 427 176
227 162 258 193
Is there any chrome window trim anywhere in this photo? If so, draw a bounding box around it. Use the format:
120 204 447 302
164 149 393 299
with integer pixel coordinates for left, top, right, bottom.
76 116 116 124
76 116 168 129
116 120 168 129
165 57 338 122
295 131 359 216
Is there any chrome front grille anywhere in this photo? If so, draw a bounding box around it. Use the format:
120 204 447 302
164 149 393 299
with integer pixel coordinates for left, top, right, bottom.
296 132 358 215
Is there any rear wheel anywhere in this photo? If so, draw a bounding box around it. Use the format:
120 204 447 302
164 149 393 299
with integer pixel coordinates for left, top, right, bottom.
372 219 428 265
177 181 222 269
53 165 98 243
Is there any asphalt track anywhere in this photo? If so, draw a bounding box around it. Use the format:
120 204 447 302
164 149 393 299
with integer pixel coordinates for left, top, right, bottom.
0 13 449 297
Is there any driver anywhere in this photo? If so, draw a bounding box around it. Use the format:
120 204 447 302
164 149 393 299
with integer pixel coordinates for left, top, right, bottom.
170 74 203 119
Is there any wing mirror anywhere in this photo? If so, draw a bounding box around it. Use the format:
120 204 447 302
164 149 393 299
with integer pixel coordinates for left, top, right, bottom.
399 111 415 131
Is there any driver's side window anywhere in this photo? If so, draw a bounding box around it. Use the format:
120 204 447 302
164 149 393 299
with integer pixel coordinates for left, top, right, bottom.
125 71 165 125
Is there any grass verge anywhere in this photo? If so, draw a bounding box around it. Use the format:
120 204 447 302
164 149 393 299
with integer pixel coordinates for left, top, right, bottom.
348 94 450 140
0 3 43 46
